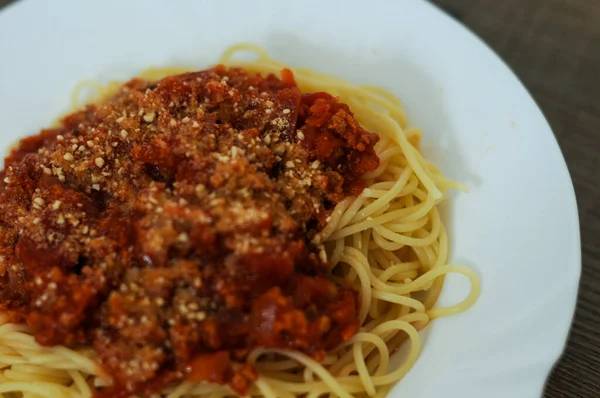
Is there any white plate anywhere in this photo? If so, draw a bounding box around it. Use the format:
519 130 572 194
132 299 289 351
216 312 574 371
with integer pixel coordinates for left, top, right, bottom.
0 1 580 397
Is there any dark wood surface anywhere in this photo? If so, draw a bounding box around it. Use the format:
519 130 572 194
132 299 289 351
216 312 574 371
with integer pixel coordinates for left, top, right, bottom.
0 0 597 397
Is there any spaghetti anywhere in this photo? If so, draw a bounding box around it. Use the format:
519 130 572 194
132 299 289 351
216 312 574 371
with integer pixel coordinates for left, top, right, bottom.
0 44 479 398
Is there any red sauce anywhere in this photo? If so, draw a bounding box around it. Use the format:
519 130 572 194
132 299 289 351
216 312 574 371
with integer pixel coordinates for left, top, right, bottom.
0 65 379 396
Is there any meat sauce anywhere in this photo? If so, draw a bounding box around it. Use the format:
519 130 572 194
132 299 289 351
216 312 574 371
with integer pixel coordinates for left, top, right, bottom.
0 66 379 397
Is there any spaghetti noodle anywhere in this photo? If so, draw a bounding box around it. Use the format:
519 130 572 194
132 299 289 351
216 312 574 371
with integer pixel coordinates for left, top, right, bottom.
0 44 480 398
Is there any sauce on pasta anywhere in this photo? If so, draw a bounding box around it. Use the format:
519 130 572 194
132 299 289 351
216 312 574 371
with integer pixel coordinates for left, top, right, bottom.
0 66 380 397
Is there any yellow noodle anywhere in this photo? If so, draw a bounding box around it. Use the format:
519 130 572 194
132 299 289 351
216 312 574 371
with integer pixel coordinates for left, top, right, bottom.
0 44 479 398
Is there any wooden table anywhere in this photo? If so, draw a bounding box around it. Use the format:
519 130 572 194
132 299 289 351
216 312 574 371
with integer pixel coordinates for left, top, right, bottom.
1 0 597 397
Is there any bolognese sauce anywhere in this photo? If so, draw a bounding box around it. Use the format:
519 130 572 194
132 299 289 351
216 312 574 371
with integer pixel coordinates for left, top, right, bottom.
0 66 379 397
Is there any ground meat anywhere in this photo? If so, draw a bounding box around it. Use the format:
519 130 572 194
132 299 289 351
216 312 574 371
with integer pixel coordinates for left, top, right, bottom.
0 65 379 397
